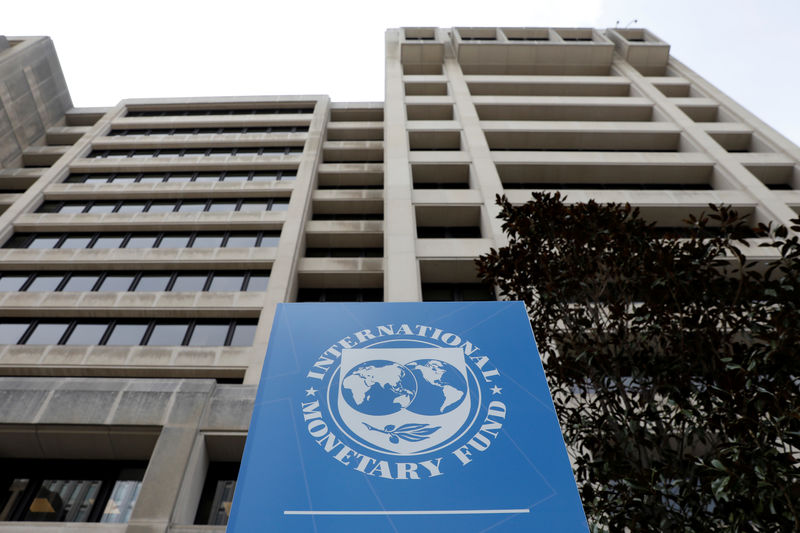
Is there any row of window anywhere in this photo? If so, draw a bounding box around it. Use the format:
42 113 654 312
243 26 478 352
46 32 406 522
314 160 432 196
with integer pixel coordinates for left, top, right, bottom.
88 147 303 159
0 270 269 293
0 319 256 346
0 460 145 523
294 284 496 303
126 108 314 117
37 198 289 215
108 126 308 136
3 231 280 250
311 213 383 220
65 170 297 184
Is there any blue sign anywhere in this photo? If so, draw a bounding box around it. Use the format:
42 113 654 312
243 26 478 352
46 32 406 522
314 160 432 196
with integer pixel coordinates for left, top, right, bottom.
227 302 588 532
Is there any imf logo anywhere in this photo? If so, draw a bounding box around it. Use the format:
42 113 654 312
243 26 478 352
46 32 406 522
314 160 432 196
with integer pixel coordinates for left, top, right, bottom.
300 324 506 480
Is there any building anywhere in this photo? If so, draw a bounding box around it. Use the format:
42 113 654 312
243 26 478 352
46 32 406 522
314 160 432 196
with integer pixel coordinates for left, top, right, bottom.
0 26 798 530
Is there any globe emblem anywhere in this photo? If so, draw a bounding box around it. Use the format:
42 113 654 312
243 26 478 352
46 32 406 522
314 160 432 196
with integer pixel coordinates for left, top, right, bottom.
405 359 467 415
341 360 418 416
340 358 467 417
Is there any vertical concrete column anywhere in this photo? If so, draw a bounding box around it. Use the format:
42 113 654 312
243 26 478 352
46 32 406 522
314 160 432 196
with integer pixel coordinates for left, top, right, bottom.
442 46 507 248
384 29 422 301
244 96 329 384
614 57 797 228
125 380 215 533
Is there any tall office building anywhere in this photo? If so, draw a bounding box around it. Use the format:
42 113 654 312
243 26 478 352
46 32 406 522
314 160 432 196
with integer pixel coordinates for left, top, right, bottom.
0 27 798 530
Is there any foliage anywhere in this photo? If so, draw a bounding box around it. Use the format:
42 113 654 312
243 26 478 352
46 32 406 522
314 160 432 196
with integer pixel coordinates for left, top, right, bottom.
475 192 800 532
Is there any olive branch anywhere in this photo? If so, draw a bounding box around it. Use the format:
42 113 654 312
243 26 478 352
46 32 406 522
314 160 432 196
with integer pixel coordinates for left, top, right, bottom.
363 423 440 444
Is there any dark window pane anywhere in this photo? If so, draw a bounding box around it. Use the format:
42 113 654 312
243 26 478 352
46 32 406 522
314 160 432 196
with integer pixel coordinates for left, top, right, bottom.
29 236 60 249
25 322 69 344
62 274 100 292
0 322 30 344
106 323 147 345
191 234 224 248
24 479 102 521
188 323 230 346
171 274 208 292
124 235 158 249
147 323 189 346
207 201 238 213
59 236 92 249
208 274 245 291
225 234 257 248
0 275 29 291
97 275 135 292
229 323 256 346
26 275 63 292
3 234 33 248
64 323 108 345
92 235 126 249
135 275 171 292
246 273 270 291
157 234 191 248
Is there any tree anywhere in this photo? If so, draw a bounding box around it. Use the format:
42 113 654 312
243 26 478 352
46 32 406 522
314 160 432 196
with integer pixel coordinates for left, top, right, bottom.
475 192 800 532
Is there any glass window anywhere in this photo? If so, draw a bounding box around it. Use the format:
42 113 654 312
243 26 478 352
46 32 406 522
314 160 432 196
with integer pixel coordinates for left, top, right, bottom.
154 150 178 158
87 203 117 214
225 233 257 248
62 274 100 292
259 234 280 247
194 174 220 183
26 274 63 292
207 149 230 157
188 323 230 346
229 323 256 346
134 274 171 292
166 174 192 183
100 475 142 523
223 173 248 182
29 236 60 249
157 234 191 248
269 199 290 211
191 234 224 248
207 201 238 213
145 202 176 213
239 201 269 212
97 275 135 292
92 235 126 249
0 322 30 344
195 462 240 525
24 322 69 344
24 478 102 521
59 236 92 249
176 202 207 213
110 176 136 184
146 323 188 346
105 323 147 345
138 176 165 183
236 148 259 155
57 203 86 214
0 275 29 291
246 273 269 291
251 173 278 182
115 203 147 214
124 235 158 249
64 323 108 345
208 274 245 292
171 273 208 292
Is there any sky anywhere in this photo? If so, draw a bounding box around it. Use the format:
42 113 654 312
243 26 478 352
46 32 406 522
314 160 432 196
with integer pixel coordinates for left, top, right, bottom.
5 0 800 146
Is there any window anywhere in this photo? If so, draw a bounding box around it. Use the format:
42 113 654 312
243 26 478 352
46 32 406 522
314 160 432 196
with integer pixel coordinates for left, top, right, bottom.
305 248 383 258
107 126 309 136
87 147 303 159
65 170 297 184
126 107 313 117
296 288 383 302
38 198 291 214
422 283 496 301
0 460 146 523
417 226 481 238
195 462 240 525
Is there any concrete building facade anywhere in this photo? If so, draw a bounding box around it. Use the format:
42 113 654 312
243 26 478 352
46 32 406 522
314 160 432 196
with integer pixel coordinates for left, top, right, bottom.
0 27 798 531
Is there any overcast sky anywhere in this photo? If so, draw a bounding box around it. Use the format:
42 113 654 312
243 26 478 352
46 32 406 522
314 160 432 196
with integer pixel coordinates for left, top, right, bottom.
6 0 799 145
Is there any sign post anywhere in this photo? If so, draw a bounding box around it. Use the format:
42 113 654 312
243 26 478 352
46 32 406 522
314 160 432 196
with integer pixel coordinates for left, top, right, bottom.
227 301 588 532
